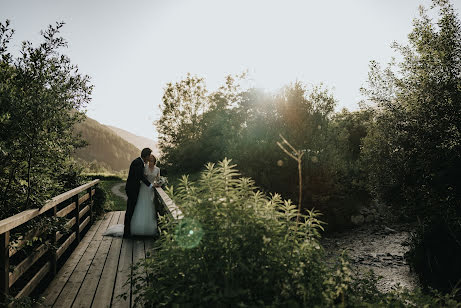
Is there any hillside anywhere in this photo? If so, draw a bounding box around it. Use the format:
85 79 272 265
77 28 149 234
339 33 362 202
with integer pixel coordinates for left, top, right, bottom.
107 125 159 156
74 117 140 172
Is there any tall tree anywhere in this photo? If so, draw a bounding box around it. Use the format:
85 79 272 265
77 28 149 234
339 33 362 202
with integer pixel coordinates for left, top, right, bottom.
361 0 461 217
0 21 92 217
361 0 461 293
156 74 208 171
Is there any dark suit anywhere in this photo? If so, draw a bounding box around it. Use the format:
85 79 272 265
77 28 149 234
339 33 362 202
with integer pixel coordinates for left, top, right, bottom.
124 157 151 237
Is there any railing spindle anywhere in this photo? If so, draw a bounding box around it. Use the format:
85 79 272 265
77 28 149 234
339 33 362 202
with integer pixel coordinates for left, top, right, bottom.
50 206 57 277
0 231 9 304
87 187 93 223
74 194 80 243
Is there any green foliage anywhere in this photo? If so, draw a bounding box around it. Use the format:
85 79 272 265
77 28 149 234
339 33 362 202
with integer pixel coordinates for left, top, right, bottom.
346 270 461 307
157 74 209 173
96 179 127 211
131 160 460 306
133 159 334 306
0 20 92 218
361 0 461 294
361 0 461 219
92 182 109 214
404 218 461 296
157 76 372 230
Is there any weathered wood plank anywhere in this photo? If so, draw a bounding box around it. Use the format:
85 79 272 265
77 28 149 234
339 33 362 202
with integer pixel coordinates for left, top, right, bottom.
56 202 76 218
72 211 120 308
38 215 106 307
112 237 133 308
78 193 89 206
0 180 99 234
52 213 113 308
78 204 90 221
56 232 77 260
15 261 51 299
55 217 77 242
78 216 90 234
9 242 48 286
64 217 77 229
92 211 125 308
155 187 183 219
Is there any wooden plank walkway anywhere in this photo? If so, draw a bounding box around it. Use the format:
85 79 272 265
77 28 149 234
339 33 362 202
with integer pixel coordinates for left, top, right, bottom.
38 211 156 308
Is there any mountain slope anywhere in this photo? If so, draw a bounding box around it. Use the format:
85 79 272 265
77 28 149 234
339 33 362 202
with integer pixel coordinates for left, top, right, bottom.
107 125 159 156
74 117 140 171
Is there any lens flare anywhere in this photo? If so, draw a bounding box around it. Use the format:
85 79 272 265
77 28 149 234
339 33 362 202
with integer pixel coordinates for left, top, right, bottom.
174 218 204 249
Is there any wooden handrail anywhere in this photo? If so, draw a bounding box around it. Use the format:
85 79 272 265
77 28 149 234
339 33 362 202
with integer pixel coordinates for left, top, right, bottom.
0 180 99 234
0 179 99 303
154 187 183 220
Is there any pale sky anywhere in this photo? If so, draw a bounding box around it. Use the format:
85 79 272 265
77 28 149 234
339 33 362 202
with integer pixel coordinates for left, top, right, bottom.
1 0 459 140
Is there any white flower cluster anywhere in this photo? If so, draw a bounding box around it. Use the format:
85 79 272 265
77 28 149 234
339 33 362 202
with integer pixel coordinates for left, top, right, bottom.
156 176 168 186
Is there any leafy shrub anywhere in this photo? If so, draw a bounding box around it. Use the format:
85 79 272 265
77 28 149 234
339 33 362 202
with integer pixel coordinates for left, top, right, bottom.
130 159 461 307
405 218 461 297
133 159 333 306
361 0 461 293
92 184 107 216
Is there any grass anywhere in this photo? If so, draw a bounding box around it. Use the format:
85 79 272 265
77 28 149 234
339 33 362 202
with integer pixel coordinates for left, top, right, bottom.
99 180 127 211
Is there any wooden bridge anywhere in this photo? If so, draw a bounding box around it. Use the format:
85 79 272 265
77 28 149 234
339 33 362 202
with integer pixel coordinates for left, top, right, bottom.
0 180 181 307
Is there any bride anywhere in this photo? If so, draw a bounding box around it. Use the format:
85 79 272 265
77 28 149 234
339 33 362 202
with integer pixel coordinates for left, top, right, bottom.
104 154 160 237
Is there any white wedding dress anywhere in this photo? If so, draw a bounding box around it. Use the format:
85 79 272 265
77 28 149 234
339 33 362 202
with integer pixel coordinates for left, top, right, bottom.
104 165 160 237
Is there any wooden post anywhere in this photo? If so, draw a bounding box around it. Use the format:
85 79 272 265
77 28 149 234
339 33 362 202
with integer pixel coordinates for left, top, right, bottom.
50 206 57 277
87 187 93 223
0 231 9 305
74 194 80 243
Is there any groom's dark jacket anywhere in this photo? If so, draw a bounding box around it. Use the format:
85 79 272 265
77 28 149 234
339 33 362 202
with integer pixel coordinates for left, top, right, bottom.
125 157 151 197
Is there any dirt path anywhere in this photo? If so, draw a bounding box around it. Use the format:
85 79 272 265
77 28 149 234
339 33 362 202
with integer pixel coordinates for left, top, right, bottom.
111 182 127 201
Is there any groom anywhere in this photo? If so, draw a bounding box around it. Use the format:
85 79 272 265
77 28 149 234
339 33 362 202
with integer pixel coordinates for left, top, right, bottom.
124 148 154 238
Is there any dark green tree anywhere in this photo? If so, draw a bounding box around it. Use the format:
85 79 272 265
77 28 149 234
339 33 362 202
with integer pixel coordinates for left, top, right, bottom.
0 20 92 218
361 0 461 218
156 74 209 172
361 0 461 293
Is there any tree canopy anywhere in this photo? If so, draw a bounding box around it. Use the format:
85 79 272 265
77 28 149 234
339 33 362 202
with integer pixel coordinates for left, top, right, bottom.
0 21 92 218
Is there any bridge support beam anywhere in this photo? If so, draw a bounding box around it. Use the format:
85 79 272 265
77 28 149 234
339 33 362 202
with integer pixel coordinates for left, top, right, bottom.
0 231 9 305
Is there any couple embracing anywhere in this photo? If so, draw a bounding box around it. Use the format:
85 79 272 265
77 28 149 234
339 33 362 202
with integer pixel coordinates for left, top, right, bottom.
104 148 160 238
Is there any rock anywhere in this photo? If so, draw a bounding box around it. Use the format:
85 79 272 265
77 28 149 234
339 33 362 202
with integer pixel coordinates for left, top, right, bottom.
351 214 365 225
384 226 398 234
365 215 375 223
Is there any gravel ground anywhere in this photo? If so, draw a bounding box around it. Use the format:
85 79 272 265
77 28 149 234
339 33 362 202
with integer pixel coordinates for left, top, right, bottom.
321 223 420 292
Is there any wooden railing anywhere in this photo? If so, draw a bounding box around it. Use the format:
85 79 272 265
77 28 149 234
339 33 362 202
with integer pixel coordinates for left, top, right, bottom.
154 186 183 220
0 179 99 303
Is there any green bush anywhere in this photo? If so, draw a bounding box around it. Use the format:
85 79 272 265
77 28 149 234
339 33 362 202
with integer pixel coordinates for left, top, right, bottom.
360 0 461 293
129 159 460 307
133 159 332 306
405 218 461 297
92 184 107 216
